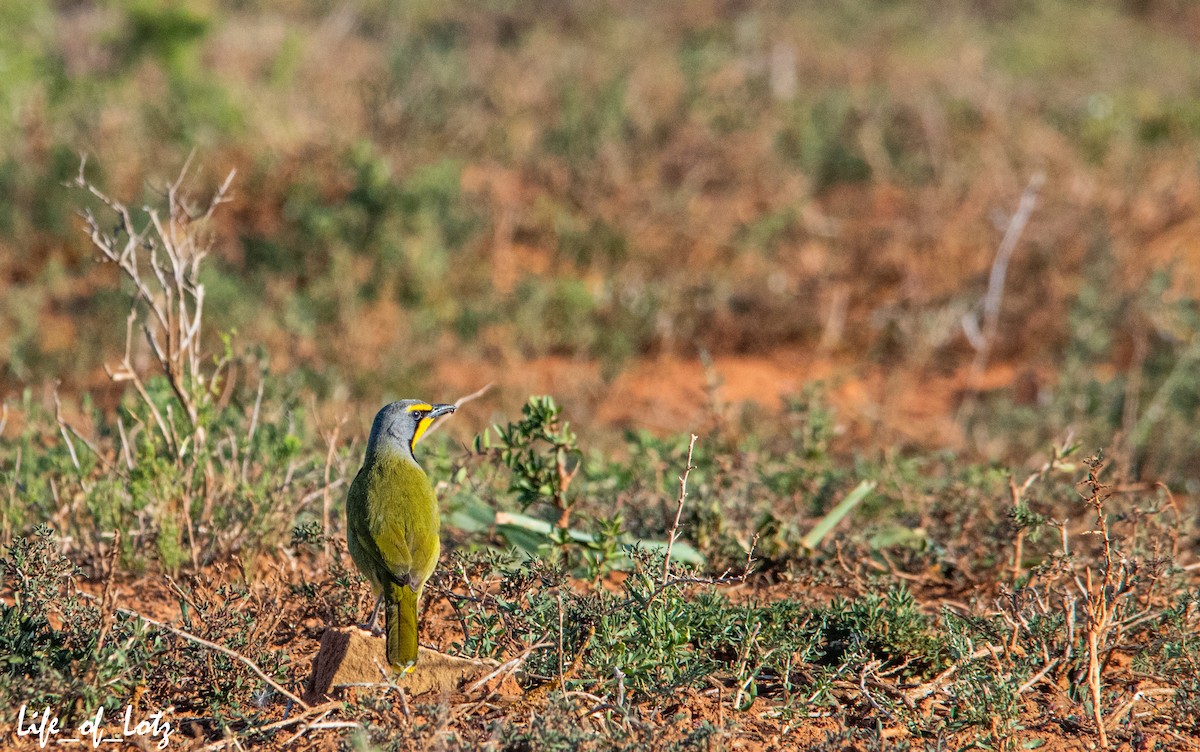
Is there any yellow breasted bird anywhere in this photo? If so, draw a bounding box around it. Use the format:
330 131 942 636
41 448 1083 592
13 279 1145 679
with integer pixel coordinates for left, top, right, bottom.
346 399 456 671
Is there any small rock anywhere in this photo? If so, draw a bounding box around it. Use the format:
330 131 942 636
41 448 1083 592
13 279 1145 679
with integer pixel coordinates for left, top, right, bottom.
304 627 511 703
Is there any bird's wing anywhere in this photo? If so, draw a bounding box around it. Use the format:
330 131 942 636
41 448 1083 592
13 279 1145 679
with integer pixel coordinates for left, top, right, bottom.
347 470 413 590
368 460 437 588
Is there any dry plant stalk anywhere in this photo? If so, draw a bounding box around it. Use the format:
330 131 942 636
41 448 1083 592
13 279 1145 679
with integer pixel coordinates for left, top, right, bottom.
1008 437 1074 584
959 171 1044 421
70 155 241 566
662 434 698 585
1076 459 1132 749
74 154 235 464
554 446 581 530
1008 477 1025 584
964 171 1045 376
319 414 347 556
75 589 306 708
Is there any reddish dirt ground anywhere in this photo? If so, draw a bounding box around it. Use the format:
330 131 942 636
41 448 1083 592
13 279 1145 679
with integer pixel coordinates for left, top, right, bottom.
434 350 1039 451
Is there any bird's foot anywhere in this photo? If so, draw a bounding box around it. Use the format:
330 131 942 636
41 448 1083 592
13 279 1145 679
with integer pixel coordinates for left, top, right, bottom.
359 594 385 636
356 621 386 637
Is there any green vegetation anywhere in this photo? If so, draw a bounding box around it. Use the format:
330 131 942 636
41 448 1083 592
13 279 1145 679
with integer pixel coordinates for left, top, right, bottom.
0 178 1194 741
3 369 1198 746
5 0 1200 406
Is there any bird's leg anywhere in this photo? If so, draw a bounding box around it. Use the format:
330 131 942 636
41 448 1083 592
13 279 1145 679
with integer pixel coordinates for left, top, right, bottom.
363 594 384 634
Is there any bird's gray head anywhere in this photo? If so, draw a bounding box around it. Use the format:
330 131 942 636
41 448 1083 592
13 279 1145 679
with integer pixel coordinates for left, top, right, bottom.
366 399 457 462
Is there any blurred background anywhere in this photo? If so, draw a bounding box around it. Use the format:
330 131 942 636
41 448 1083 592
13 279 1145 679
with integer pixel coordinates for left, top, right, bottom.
3 0 1200 481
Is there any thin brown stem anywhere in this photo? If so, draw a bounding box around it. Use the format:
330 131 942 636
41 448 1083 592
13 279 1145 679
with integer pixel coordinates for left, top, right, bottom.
661 434 698 586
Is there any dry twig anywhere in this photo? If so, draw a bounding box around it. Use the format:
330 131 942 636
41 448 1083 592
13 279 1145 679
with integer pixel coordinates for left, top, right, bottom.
662 434 698 585
76 590 308 710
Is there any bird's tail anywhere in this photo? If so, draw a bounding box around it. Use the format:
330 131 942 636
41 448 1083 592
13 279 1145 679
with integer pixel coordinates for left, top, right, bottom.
385 583 419 671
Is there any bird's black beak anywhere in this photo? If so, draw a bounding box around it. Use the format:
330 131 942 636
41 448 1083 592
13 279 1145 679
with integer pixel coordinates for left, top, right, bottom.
429 403 457 420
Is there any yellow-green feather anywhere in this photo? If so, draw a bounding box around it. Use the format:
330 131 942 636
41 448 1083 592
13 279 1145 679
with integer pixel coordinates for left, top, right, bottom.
386 584 419 666
346 448 441 670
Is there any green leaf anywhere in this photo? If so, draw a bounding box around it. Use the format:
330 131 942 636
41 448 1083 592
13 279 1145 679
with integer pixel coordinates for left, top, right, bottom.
801 480 876 550
634 538 704 566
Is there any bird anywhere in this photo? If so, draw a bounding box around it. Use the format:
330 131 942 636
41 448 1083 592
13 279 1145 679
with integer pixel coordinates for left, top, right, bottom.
345 399 456 671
